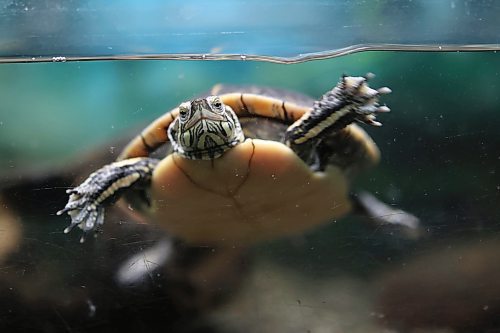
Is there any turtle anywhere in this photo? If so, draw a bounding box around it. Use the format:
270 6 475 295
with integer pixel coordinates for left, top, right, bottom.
58 75 418 245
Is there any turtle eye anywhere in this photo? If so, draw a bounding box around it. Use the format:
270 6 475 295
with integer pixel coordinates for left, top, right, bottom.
210 97 223 112
179 104 190 121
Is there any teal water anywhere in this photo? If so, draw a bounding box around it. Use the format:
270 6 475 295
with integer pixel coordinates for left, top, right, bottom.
0 52 499 332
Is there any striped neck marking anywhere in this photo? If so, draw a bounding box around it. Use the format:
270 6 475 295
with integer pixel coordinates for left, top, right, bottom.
168 96 245 160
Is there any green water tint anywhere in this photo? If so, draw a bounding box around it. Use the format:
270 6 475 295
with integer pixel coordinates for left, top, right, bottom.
0 51 499 332
1 51 499 167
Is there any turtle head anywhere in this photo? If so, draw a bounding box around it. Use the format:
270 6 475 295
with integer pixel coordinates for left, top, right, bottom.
168 95 245 160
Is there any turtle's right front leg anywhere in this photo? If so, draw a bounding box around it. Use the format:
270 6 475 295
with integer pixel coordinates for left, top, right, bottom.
57 157 159 242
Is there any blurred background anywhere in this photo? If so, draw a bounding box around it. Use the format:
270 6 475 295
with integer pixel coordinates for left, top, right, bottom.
0 1 500 332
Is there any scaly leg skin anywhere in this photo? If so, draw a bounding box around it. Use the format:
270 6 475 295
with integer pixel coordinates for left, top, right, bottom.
285 74 391 165
57 157 159 242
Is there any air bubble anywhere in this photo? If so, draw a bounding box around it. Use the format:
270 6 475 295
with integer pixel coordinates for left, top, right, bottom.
52 56 67 62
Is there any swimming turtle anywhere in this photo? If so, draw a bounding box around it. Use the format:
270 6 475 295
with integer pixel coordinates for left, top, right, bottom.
58 75 417 245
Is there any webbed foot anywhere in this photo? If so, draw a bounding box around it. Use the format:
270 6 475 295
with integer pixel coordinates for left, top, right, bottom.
57 157 159 242
285 74 391 165
285 74 391 149
340 74 391 127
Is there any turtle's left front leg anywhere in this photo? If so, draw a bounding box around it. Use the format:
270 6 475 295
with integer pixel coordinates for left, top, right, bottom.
284 75 391 167
57 157 159 242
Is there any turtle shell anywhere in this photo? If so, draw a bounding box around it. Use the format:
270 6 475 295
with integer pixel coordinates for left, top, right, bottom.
119 85 380 246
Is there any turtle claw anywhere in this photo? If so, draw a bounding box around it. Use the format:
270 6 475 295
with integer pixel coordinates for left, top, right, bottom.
57 194 89 215
285 74 392 150
377 105 391 113
59 191 106 241
378 87 392 95
57 165 116 240
363 115 382 127
58 157 158 242
354 104 386 127
348 77 392 127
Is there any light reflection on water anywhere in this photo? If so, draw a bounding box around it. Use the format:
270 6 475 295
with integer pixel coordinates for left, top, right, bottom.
1 43 499 64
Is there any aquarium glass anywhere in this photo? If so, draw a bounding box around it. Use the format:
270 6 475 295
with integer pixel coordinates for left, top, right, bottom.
0 1 499 332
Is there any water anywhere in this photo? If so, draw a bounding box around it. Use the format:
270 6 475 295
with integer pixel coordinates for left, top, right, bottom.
0 51 499 332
